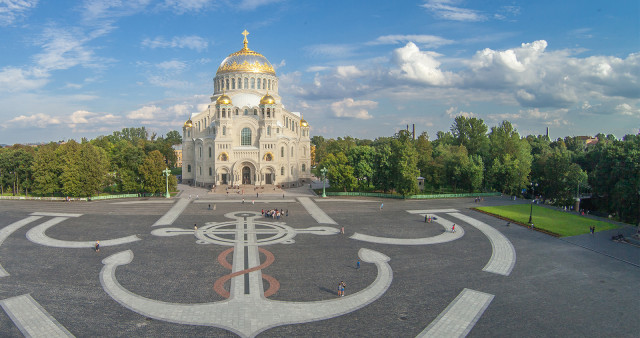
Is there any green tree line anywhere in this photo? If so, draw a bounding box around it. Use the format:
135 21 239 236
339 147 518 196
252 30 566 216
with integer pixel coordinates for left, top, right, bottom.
0 127 181 197
312 117 639 224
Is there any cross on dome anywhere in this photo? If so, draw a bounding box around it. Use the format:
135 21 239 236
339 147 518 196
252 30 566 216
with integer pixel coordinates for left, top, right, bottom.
242 29 249 50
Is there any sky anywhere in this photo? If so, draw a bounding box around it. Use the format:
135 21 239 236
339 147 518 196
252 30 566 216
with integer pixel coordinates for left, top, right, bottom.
0 0 638 145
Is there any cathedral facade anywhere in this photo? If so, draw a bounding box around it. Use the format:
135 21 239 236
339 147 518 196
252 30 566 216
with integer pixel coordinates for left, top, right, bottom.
181 31 311 188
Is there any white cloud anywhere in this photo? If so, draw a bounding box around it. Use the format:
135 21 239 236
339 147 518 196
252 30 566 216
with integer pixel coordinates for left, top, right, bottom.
81 0 150 22
127 105 160 120
445 106 474 118
336 65 364 78
156 60 187 72
421 0 486 22
0 66 49 92
306 66 330 72
371 34 454 49
390 42 456 86
615 103 639 117
0 0 38 26
141 35 208 51
68 110 119 128
3 113 61 128
330 98 376 120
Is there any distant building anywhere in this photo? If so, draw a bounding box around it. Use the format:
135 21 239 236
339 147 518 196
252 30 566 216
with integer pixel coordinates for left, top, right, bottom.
576 136 599 148
417 177 425 191
173 145 182 168
181 31 311 188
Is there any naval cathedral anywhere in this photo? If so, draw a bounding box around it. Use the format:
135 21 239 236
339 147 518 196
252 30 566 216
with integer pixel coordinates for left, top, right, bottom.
181 31 311 188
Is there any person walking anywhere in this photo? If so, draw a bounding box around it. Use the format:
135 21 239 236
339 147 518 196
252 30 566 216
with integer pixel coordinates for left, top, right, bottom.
451 224 456 233
340 281 346 296
194 223 198 231
356 260 360 269
380 203 383 210
95 240 100 253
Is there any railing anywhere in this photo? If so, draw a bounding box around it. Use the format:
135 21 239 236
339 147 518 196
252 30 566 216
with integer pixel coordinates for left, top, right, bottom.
0 192 167 201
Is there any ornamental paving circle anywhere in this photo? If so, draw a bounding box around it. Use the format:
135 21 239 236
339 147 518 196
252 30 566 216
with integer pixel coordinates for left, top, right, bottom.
0 194 638 337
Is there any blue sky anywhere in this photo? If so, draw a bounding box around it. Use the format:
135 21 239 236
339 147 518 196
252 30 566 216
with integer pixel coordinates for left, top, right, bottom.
0 0 638 144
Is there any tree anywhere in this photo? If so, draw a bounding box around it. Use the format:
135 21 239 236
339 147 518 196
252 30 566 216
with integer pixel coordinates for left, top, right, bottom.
0 146 35 195
487 121 532 195
164 130 182 145
414 132 433 178
532 147 587 205
139 150 167 193
347 145 375 190
372 144 394 192
57 141 109 197
391 131 419 195
319 152 356 192
450 116 489 158
31 143 61 196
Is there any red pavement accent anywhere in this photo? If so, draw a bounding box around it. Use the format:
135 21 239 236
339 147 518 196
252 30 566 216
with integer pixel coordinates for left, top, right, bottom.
213 247 280 298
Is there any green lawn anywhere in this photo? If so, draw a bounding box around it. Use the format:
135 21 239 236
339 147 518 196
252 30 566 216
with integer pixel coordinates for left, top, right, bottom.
476 204 621 237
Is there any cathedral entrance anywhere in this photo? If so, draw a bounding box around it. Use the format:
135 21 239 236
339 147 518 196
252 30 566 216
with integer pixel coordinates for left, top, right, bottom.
221 174 228 185
242 166 251 184
265 173 272 185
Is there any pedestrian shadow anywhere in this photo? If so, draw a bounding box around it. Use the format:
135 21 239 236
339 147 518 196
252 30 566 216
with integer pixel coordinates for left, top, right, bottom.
319 286 338 296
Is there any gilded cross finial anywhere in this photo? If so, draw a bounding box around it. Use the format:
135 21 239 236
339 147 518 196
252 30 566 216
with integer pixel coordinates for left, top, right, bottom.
242 29 249 49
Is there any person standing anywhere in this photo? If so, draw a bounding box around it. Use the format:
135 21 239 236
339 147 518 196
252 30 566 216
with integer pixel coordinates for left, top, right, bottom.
340 281 346 296
194 223 198 231
356 260 360 269
451 224 456 233
95 241 100 253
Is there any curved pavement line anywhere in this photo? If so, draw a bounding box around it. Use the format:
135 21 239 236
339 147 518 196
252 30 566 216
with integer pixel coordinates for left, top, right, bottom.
350 216 463 245
0 294 74 338
416 288 494 338
100 248 392 338
448 212 516 276
0 216 43 277
26 217 140 248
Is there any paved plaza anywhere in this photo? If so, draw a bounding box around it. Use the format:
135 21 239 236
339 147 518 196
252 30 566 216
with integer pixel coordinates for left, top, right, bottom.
0 185 638 337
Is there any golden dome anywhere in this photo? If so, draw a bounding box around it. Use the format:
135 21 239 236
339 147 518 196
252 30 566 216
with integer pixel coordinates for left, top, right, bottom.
216 93 232 105
260 93 275 105
301 119 308 127
216 30 275 76
184 118 193 128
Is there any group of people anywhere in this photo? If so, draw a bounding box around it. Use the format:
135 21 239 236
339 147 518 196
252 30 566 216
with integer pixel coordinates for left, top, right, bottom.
262 208 288 219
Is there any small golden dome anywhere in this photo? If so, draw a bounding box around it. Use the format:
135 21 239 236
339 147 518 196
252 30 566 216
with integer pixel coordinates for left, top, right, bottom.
260 93 275 105
184 119 193 127
216 94 232 105
301 119 308 127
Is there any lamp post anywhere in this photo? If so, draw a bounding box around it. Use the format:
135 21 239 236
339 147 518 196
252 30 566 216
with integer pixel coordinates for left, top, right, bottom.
162 168 171 198
529 182 538 224
320 167 328 198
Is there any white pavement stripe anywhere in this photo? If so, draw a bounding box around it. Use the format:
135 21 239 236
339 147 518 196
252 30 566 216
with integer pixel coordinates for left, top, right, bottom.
152 198 191 227
0 216 43 277
417 288 494 338
407 209 459 214
350 216 463 245
192 199 297 203
0 294 74 338
30 212 82 218
297 197 337 224
25 217 140 248
448 213 516 276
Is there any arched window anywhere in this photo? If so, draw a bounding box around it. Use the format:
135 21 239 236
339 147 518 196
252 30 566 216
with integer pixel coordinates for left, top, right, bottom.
263 79 266 89
302 164 306 172
267 126 271 136
251 78 255 89
266 108 270 118
187 165 191 172
286 118 288 128
235 109 239 115
244 109 248 115
241 127 251 146
199 167 202 175
253 109 257 115
281 146 284 157
209 167 212 176
291 146 294 157
257 77 261 89
208 147 211 158
222 108 226 118
281 167 284 175
199 147 202 158
244 78 248 89
268 79 271 90
291 166 294 175
223 126 226 136
232 78 235 89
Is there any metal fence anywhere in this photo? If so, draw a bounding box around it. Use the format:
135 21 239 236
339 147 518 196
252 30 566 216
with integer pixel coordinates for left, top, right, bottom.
323 191 501 199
